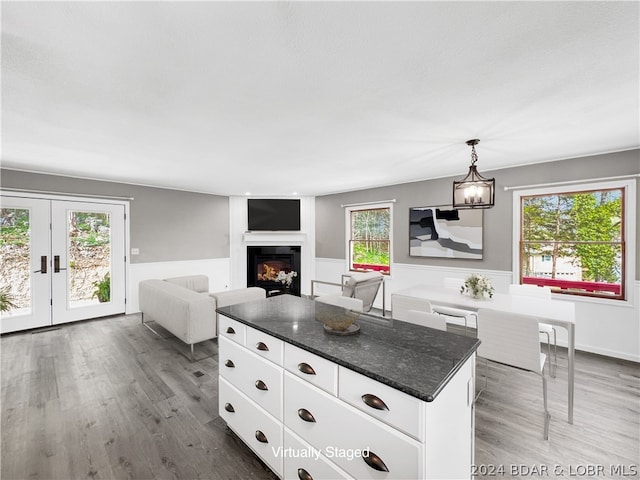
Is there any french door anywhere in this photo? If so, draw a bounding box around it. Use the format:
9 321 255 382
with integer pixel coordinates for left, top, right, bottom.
0 196 126 334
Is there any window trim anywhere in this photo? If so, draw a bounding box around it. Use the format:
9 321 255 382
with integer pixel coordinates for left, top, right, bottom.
345 202 393 275
512 178 636 304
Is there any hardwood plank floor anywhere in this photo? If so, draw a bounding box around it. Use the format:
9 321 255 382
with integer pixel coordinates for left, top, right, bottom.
1 314 638 479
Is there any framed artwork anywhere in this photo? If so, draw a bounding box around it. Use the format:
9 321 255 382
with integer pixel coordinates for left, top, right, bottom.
409 205 483 259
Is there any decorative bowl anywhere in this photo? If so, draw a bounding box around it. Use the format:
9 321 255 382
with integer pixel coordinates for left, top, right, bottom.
314 303 361 335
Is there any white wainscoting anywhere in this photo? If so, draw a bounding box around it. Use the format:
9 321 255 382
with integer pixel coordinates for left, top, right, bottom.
128 258 231 313
573 280 639 362
314 258 640 362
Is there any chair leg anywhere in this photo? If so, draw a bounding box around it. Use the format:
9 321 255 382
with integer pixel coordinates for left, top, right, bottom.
542 374 550 440
542 331 553 377
551 328 557 378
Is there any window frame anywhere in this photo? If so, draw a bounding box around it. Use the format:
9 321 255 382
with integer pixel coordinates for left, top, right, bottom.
512 178 635 303
345 202 393 275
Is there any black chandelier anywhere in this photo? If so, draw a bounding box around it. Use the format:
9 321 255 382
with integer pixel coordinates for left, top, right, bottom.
452 139 495 209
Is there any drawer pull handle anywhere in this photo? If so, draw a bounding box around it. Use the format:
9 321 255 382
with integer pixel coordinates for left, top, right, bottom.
255 380 268 391
255 430 268 443
226 326 236 334
297 468 313 480
224 360 235 368
362 394 389 411
224 403 235 413
297 362 316 375
363 451 389 472
256 341 269 351
297 408 316 423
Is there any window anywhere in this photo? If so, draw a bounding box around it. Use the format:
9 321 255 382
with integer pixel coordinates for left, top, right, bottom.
346 204 392 274
515 180 634 301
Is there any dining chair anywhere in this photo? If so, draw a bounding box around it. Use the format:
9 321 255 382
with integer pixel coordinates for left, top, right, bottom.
508 284 557 377
405 310 447 331
430 277 477 336
391 295 433 323
476 308 551 440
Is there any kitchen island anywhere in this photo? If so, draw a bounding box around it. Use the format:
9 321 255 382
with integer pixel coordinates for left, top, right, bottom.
216 294 480 480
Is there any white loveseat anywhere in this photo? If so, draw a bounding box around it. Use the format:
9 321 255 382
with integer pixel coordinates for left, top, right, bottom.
139 275 265 359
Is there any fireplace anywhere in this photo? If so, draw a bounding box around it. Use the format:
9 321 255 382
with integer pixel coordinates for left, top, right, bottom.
247 246 301 296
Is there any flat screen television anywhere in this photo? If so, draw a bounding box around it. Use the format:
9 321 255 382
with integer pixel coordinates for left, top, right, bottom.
247 199 301 231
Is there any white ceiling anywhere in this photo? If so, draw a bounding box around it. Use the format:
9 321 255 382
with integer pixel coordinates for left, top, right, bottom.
1 1 638 196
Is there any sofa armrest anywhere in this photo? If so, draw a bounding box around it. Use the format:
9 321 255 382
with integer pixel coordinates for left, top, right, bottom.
164 275 209 293
139 279 216 344
211 287 266 308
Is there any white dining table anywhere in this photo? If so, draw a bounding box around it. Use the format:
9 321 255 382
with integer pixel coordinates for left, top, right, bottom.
392 285 577 424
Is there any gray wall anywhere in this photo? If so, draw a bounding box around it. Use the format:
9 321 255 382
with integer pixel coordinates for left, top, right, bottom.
316 150 640 278
0 169 230 263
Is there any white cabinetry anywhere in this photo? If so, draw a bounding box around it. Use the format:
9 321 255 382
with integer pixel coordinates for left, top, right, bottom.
219 376 283 475
218 314 475 480
285 371 422 479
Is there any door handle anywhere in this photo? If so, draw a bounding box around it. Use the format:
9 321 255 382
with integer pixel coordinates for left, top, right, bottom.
54 255 67 273
33 256 48 274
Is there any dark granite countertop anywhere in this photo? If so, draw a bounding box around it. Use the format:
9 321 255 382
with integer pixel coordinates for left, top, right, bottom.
216 295 480 402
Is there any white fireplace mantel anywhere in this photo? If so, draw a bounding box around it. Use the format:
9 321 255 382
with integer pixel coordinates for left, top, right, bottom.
243 231 308 244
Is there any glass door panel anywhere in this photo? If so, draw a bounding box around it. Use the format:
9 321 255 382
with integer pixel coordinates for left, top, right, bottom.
0 197 51 333
68 210 112 308
51 201 125 324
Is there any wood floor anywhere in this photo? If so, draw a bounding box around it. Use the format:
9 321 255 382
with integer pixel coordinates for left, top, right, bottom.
1 314 638 480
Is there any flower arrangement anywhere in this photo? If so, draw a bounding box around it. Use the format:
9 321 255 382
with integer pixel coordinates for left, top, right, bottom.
276 270 297 287
460 274 494 299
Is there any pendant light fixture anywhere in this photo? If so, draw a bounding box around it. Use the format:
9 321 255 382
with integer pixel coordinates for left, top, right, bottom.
453 139 495 209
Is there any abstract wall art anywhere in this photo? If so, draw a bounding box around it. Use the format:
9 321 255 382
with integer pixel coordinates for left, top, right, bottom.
409 205 483 259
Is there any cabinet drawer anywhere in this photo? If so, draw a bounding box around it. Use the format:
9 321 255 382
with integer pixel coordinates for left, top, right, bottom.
338 367 424 441
219 315 246 345
285 372 422 480
246 326 284 366
219 377 283 478
219 336 283 420
284 428 352 480
284 343 338 395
